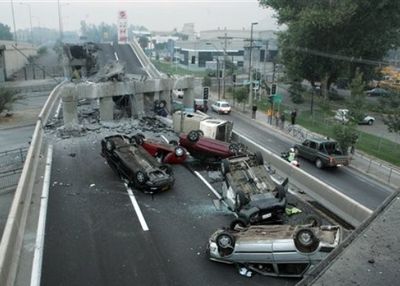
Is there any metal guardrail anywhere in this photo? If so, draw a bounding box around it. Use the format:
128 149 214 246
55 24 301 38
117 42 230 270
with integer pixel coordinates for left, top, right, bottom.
0 81 64 286
130 40 162 79
232 131 373 228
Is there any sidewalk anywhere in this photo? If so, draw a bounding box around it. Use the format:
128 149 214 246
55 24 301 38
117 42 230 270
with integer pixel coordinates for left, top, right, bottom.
209 92 400 189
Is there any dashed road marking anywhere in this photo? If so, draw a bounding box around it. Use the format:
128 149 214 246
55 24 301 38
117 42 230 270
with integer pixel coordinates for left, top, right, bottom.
127 187 149 231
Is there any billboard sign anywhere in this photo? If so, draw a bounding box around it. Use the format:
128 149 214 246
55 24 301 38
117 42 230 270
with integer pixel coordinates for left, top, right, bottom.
118 10 128 43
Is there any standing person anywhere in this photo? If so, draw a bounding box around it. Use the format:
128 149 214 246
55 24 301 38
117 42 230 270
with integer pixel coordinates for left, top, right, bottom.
267 108 273 125
350 133 359 155
275 111 280 127
280 112 286 129
291 108 297 125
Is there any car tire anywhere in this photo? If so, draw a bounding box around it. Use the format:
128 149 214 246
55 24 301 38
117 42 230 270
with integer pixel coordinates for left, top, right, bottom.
132 135 144 145
106 140 115 152
159 100 167 108
134 171 148 185
160 165 173 175
304 215 321 227
368 119 374 125
294 228 320 253
255 151 264 165
216 232 235 256
221 159 230 176
195 129 204 137
315 158 323 169
228 143 239 154
169 140 178 146
174 146 185 157
188 130 200 142
229 218 248 231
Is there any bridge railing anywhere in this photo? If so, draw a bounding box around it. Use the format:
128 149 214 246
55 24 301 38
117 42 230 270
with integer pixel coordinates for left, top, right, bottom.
0 81 64 286
129 39 162 78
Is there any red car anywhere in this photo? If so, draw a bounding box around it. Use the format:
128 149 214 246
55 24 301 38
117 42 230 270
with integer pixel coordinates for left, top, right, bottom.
132 134 187 164
179 130 245 161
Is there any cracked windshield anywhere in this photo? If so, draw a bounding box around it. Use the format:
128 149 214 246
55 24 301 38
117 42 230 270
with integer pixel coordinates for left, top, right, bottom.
0 1 399 285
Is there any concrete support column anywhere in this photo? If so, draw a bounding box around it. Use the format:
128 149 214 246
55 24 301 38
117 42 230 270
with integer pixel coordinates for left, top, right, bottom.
99 97 114 121
183 88 194 111
62 93 79 130
154 91 160 101
131 93 144 119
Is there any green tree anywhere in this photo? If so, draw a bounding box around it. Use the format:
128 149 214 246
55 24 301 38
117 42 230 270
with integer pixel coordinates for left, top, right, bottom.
233 87 249 111
348 69 367 123
288 80 305 104
202 75 212 87
0 23 13 40
259 1 400 95
138 36 149 50
333 124 359 154
380 93 400 134
0 88 16 114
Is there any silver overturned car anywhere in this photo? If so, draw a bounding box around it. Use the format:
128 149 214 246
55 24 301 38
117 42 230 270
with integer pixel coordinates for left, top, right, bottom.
207 224 341 278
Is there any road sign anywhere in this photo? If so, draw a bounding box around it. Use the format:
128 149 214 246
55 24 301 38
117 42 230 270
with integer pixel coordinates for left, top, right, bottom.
273 94 282 104
203 87 209 100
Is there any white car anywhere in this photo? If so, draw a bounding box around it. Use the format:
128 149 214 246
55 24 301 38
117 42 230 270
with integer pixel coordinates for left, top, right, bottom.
334 109 375 125
211 101 231 114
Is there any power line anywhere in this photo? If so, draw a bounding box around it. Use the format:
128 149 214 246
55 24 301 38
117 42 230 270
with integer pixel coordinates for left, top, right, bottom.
286 46 391 67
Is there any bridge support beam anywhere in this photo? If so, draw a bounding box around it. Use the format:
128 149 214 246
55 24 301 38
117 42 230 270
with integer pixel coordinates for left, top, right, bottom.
99 97 114 121
62 92 79 130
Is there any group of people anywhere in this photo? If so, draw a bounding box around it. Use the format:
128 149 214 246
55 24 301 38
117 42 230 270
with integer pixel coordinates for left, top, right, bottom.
266 108 298 129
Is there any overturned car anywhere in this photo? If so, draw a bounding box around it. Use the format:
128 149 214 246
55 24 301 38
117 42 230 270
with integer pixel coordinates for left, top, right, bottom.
220 152 288 229
207 224 341 278
101 135 175 193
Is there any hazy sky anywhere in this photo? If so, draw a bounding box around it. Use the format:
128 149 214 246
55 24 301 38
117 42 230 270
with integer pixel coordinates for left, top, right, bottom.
0 0 280 33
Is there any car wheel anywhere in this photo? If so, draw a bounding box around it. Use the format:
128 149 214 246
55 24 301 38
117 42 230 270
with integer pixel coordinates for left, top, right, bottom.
106 140 115 151
169 140 178 146
216 232 235 256
188 130 200 142
294 228 319 253
228 143 239 154
160 165 173 175
132 135 144 145
229 218 248 231
315 158 323 169
135 171 148 185
304 215 321 227
195 129 204 137
174 146 185 157
159 100 167 108
221 159 230 176
368 119 374 125
255 151 264 165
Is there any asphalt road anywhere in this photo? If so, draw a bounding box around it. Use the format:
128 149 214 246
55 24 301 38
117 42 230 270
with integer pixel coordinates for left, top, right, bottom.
212 110 394 210
41 134 297 286
97 43 147 76
0 125 34 152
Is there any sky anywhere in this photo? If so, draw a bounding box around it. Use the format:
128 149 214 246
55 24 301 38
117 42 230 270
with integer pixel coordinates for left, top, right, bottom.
0 0 280 33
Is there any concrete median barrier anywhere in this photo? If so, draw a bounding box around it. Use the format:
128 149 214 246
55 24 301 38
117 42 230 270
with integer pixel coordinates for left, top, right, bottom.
232 131 373 228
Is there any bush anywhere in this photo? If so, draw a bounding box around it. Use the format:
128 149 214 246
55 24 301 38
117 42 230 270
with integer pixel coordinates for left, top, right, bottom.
37 46 47 56
202 75 212 87
0 88 16 114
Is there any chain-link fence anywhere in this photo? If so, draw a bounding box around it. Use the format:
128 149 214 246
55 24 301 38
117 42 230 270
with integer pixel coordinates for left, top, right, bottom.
0 148 28 191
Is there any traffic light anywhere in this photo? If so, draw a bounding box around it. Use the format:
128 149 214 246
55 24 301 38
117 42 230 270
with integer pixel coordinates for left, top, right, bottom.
203 87 209 100
232 74 236 83
271 84 277 95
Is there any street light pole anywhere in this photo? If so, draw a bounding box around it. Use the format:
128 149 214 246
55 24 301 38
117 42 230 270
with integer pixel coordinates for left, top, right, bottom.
57 0 63 41
10 0 18 44
19 2 33 43
248 22 258 107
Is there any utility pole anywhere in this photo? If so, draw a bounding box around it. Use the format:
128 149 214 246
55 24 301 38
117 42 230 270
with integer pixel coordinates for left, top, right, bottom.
19 2 33 43
10 0 17 44
217 57 220 100
217 33 233 99
248 22 258 107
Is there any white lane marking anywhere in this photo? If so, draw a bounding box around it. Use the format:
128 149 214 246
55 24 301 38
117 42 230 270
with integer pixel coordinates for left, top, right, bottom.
54 101 62 119
114 52 119 61
161 135 169 143
127 187 149 231
193 171 222 200
235 131 373 214
30 145 53 286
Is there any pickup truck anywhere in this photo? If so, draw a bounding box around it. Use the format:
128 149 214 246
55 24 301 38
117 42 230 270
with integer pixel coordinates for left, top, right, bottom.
294 138 350 168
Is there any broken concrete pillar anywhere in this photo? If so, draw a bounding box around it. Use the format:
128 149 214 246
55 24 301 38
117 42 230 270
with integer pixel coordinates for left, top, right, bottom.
131 93 144 119
62 91 79 130
99 97 114 121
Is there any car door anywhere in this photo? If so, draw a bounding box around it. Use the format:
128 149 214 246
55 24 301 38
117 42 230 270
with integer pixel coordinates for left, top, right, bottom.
298 140 311 159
